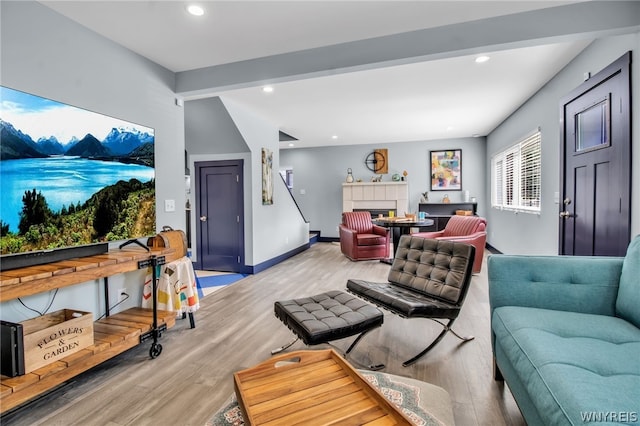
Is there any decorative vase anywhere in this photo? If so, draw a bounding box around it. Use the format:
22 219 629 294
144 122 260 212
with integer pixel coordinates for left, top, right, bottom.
346 168 354 183
442 194 450 203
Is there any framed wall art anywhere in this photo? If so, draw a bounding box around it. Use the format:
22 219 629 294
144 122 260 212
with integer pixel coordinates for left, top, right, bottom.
430 149 462 191
262 148 273 205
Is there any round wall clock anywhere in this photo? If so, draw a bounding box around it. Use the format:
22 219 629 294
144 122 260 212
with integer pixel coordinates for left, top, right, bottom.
365 150 387 173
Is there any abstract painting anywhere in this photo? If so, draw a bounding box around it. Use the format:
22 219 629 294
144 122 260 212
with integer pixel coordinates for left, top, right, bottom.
430 149 462 191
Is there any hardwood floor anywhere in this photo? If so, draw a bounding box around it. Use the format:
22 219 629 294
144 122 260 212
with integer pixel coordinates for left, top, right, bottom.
1 242 526 426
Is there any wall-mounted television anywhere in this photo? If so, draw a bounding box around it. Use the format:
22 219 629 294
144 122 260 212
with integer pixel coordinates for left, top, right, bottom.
0 86 156 271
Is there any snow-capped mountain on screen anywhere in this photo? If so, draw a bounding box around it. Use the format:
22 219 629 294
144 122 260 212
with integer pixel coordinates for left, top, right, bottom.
102 127 154 156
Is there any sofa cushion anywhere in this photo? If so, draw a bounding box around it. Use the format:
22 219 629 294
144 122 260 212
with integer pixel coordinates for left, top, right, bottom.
493 306 640 425
616 235 640 328
356 233 387 246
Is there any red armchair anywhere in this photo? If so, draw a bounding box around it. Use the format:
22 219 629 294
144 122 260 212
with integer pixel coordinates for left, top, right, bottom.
413 215 487 273
339 211 390 261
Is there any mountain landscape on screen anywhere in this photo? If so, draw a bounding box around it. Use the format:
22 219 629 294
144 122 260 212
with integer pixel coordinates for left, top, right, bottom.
1 119 154 165
0 86 156 262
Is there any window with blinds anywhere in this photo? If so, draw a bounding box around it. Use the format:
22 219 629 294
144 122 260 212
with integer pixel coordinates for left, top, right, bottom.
491 131 541 213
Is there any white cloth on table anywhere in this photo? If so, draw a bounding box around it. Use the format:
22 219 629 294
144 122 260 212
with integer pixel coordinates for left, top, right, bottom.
142 256 200 317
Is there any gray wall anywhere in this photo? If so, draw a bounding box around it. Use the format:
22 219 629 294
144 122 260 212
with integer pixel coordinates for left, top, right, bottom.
280 137 487 239
222 99 309 265
1 2 186 322
184 97 310 266
486 32 640 254
185 97 249 155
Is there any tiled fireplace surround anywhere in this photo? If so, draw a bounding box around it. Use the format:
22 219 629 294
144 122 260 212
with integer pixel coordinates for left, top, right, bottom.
342 182 409 216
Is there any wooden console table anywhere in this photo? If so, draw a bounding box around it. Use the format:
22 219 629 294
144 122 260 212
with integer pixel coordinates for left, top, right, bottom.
0 246 181 413
418 202 478 231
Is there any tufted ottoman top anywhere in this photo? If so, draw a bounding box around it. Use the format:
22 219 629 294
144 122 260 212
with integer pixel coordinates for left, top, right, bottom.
274 290 383 346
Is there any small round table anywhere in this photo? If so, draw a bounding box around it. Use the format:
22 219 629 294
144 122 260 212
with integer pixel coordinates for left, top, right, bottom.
373 218 434 262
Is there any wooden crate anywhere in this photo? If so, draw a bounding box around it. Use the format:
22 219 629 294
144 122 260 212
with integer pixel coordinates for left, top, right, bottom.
21 309 93 373
234 349 414 425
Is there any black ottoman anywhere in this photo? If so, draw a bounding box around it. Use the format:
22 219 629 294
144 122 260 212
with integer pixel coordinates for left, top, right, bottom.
273 290 383 357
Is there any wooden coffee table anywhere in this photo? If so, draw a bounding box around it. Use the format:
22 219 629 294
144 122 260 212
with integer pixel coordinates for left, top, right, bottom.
233 349 414 425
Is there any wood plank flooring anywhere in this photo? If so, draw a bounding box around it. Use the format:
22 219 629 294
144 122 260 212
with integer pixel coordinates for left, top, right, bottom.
0 242 526 426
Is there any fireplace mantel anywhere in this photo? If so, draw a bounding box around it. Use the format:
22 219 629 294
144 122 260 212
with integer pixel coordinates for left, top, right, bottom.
342 182 409 214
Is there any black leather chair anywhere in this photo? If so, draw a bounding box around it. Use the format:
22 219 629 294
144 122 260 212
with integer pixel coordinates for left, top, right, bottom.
347 235 475 366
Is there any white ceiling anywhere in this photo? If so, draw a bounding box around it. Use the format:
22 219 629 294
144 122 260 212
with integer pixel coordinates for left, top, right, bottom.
40 1 595 149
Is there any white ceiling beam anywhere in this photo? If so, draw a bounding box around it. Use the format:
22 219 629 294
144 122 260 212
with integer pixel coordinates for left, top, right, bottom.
175 1 640 99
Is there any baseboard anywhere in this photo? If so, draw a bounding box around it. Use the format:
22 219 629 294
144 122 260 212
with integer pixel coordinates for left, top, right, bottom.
486 243 502 254
318 236 340 243
243 242 311 274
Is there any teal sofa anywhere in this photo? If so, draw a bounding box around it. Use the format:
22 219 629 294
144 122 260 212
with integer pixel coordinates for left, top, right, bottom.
488 236 640 425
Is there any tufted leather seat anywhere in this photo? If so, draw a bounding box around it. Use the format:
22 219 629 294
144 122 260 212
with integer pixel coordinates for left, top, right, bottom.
274 290 383 346
347 235 475 366
412 215 487 273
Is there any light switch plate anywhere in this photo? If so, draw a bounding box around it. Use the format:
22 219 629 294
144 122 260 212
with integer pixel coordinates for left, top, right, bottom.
164 199 176 212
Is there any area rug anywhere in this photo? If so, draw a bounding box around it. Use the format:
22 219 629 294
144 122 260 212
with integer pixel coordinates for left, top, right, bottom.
196 273 248 298
205 371 446 426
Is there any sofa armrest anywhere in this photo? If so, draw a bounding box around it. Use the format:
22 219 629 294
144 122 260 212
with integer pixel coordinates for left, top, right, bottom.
339 224 358 242
438 232 485 245
488 255 623 317
372 224 390 238
412 230 445 239
338 224 358 256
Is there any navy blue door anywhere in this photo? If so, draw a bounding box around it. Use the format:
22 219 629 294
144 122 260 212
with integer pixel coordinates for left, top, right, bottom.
196 160 244 271
559 52 631 256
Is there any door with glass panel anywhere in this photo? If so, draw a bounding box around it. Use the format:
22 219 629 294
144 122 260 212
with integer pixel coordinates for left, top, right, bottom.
559 52 631 256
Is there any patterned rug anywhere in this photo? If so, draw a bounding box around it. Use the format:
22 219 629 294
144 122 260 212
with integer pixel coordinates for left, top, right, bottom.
206 371 445 426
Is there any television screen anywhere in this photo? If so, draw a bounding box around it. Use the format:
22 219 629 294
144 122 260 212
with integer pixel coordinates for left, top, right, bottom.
0 86 156 270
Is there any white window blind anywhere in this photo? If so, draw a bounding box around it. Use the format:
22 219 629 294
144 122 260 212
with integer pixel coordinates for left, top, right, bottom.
492 131 541 213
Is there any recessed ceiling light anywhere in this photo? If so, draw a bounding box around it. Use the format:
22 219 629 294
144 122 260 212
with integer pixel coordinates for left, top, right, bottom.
262 86 274 93
186 5 205 16
288 143 295 147
475 55 490 64
331 135 338 139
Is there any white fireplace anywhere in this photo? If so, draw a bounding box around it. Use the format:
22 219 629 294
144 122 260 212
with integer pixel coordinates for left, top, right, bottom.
342 182 409 215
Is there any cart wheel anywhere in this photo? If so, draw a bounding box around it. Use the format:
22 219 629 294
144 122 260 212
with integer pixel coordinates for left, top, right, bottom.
149 343 163 359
